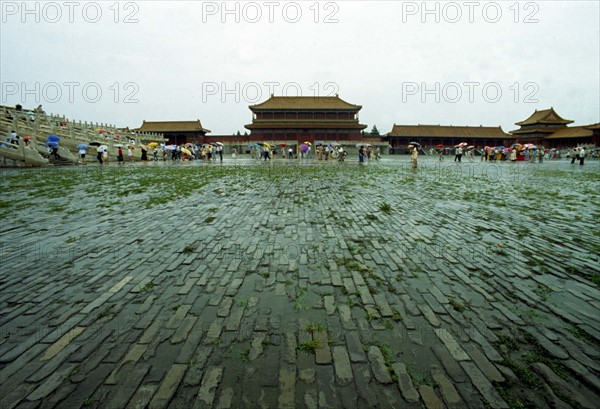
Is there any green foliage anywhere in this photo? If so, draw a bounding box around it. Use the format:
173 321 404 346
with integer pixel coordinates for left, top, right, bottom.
298 340 321 354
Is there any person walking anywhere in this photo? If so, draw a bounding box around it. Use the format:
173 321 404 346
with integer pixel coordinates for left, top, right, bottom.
411 145 418 169
358 146 365 163
579 147 586 165
454 146 463 162
128 146 134 162
570 147 579 164
117 147 124 164
96 145 104 165
79 147 87 165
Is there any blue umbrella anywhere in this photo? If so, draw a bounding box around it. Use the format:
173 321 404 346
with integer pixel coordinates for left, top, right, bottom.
46 141 58 148
47 135 60 142
76 144 88 149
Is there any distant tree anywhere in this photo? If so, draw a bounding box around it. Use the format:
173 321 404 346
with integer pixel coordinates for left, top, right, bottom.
361 130 367 136
244 131 248 136
236 131 241 136
370 125 380 136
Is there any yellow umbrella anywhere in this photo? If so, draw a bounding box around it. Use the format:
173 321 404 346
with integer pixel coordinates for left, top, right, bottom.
148 142 159 147
181 148 192 156
263 142 271 148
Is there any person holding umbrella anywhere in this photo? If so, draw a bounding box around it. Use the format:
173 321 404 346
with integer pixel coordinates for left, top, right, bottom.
77 144 88 165
410 144 418 169
455 145 463 162
140 145 148 161
96 145 104 165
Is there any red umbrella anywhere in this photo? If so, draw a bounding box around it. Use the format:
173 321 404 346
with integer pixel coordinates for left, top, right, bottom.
22 135 35 140
97 129 107 134
436 144 444 149
279 143 287 147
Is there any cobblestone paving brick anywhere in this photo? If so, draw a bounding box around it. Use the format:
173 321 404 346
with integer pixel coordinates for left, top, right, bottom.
1 159 599 408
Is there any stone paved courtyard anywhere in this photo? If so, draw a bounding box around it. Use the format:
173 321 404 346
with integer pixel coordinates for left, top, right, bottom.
0 156 599 409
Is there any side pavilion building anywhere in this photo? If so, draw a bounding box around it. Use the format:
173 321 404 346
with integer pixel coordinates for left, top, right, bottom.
137 120 211 145
384 124 512 152
510 108 573 145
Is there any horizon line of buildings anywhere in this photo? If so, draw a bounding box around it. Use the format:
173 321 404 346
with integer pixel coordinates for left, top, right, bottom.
122 94 598 150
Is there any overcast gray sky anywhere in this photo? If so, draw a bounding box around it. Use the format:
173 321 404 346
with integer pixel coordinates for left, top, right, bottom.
1 0 598 135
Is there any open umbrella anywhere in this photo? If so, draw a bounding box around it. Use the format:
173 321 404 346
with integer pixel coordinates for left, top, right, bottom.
303 141 312 146
497 146 505 150
436 144 444 149
215 142 224 146
22 135 35 140
114 144 124 148
409 142 421 147
76 144 88 149
148 142 159 147
300 144 309 152
165 145 176 151
97 129 107 134
89 141 101 146
279 143 287 147
467 145 475 149
47 135 60 142
45 141 58 148
100 145 108 150
454 142 467 148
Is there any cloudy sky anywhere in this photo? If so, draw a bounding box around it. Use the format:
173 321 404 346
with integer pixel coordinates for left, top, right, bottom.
1 1 598 135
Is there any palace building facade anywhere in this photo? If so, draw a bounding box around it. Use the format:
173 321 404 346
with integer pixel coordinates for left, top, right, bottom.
244 95 367 144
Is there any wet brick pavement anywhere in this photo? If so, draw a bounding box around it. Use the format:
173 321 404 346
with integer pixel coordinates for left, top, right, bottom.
0 156 599 408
